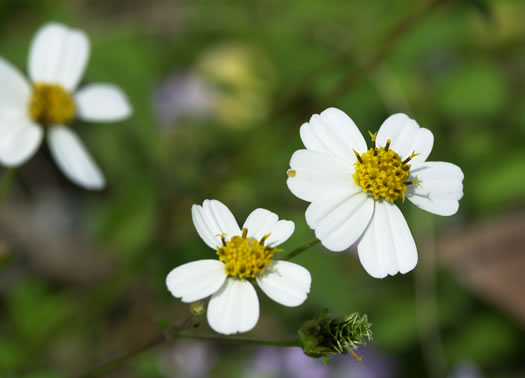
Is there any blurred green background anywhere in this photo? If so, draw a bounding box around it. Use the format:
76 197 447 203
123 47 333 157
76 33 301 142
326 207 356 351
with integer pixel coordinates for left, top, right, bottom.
0 0 524 377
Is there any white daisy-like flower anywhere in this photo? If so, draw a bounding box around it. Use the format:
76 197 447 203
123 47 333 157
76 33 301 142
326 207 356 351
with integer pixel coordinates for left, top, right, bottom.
166 199 312 335
287 108 464 279
0 22 132 189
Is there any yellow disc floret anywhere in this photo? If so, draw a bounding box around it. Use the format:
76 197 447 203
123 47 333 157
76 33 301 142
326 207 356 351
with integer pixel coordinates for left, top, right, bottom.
29 83 76 125
353 132 419 203
217 228 276 279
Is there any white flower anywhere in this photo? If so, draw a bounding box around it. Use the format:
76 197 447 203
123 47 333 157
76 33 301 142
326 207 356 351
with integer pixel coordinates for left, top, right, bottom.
166 199 312 335
287 108 464 279
0 22 132 190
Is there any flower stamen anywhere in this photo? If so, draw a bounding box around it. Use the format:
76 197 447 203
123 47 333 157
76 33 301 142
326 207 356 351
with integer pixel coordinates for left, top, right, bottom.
353 149 363 164
353 134 419 203
217 227 276 279
402 151 419 164
29 83 76 125
368 131 377 149
349 349 363 363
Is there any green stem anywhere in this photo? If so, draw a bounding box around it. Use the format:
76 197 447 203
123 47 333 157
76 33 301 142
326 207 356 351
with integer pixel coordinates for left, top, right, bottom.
177 333 298 347
282 238 320 261
0 167 17 211
76 322 298 377
76 318 192 378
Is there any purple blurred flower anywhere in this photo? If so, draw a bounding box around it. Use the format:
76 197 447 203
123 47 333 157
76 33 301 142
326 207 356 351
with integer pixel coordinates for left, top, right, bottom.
246 344 398 378
153 72 216 126
344 346 399 378
159 340 216 378
248 347 282 378
450 361 483 378
284 347 333 378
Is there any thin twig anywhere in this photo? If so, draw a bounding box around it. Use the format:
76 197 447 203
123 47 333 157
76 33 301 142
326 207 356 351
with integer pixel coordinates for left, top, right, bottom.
282 238 320 261
76 318 192 378
307 0 452 116
177 333 298 347
222 0 454 182
77 320 298 378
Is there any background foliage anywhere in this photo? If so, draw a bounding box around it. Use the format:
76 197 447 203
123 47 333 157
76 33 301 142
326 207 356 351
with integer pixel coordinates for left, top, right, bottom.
0 0 524 377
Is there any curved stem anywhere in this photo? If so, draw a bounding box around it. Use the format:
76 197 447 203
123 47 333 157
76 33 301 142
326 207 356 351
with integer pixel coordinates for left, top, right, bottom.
76 318 192 378
0 168 17 211
77 333 166 378
282 238 320 261
76 321 298 378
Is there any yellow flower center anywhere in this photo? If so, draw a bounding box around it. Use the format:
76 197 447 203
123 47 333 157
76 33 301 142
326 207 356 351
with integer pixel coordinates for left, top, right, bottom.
353 132 419 203
29 83 76 125
216 228 276 279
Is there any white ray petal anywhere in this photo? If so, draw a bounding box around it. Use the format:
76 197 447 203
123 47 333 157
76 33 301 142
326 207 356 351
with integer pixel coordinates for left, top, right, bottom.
357 201 417 278
243 208 278 240
306 188 374 252
265 220 294 247
75 84 132 122
207 278 259 335
242 208 294 247
166 260 227 303
300 107 367 163
192 200 241 249
29 22 89 91
0 58 31 112
407 161 464 216
287 149 355 202
0 115 42 166
256 261 311 307
376 113 434 164
47 126 105 190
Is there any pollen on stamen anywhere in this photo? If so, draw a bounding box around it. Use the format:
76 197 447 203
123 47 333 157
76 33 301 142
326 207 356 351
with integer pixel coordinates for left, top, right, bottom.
353 149 363 164
216 227 277 279
29 83 76 125
353 134 419 203
368 131 377 149
349 349 363 363
287 169 296 178
402 151 419 164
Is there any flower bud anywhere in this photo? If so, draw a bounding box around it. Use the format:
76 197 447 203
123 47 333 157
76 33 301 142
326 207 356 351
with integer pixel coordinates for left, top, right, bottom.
298 310 372 363
189 301 206 327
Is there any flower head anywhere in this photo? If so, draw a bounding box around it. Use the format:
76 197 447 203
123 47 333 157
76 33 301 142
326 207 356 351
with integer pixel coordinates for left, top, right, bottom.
0 22 132 189
287 108 464 278
166 199 311 335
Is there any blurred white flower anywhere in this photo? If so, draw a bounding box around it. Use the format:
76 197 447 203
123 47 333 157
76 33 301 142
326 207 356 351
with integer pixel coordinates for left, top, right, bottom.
166 199 311 335
287 108 464 278
0 22 132 189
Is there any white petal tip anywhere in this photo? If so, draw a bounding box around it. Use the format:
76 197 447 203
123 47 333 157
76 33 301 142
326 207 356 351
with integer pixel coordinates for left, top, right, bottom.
257 261 311 307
